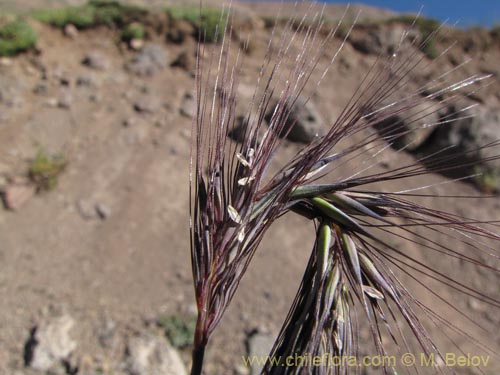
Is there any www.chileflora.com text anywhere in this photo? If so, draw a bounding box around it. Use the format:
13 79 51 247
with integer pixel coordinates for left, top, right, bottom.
242 353 491 368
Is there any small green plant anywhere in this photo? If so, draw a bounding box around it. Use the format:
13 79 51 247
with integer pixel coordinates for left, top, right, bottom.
88 0 146 27
475 167 499 194
33 6 95 29
167 6 226 43
28 150 66 192
0 19 37 56
421 38 439 59
120 22 145 42
157 314 196 349
387 15 441 59
33 0 146 29
388 15 440 34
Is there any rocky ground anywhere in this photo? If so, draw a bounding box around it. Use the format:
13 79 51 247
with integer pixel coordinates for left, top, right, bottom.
0 1 500 375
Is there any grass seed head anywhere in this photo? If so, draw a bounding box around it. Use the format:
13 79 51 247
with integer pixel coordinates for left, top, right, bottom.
189 3 500 375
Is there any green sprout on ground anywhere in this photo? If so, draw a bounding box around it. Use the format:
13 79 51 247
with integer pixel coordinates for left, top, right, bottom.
32 0 147 29
120 22 145 42
167 6 226 43
387 15 441 59
474 167 499 194
33 6 95 29
28 150 67 192
157 314 197 349
0 19 37 56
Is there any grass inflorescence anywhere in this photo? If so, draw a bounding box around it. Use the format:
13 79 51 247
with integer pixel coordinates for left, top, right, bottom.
189 2 500 375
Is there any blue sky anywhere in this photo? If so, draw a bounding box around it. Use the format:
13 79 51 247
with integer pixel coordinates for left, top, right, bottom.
243 1 499 27
320 0 499 27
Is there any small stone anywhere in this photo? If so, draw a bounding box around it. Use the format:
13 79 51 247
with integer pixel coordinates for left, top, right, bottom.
89 93 100 102
247 333 275 375
0 57 13 66
125 44 168 77
166 20 194 44
76 75 93 87
59 76 71 86
239 312 249 322
423 105 500 188
171 50 194 71
98 315 117 349
82 51 110 71
122 118 136 127
95 202 111 220
2 183 36 211
130 38 144 51
350 24 409 55
133 98 159 114
126 335 187 375
58 92 73 109
235 363 250 375
265 97 326 143
25 314 77 372
33 83 48 95
154 119 165 128
186 303 197 316
180 93 195 118
45 98 59 107
64 24 79 38
371 100 439 151
52 65 67 81
76 199 97 220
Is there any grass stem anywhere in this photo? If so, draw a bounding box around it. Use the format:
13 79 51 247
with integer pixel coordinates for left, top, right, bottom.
190 344 206 375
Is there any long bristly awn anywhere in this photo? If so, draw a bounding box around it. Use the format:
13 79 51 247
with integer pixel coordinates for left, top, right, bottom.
189 2 500 374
